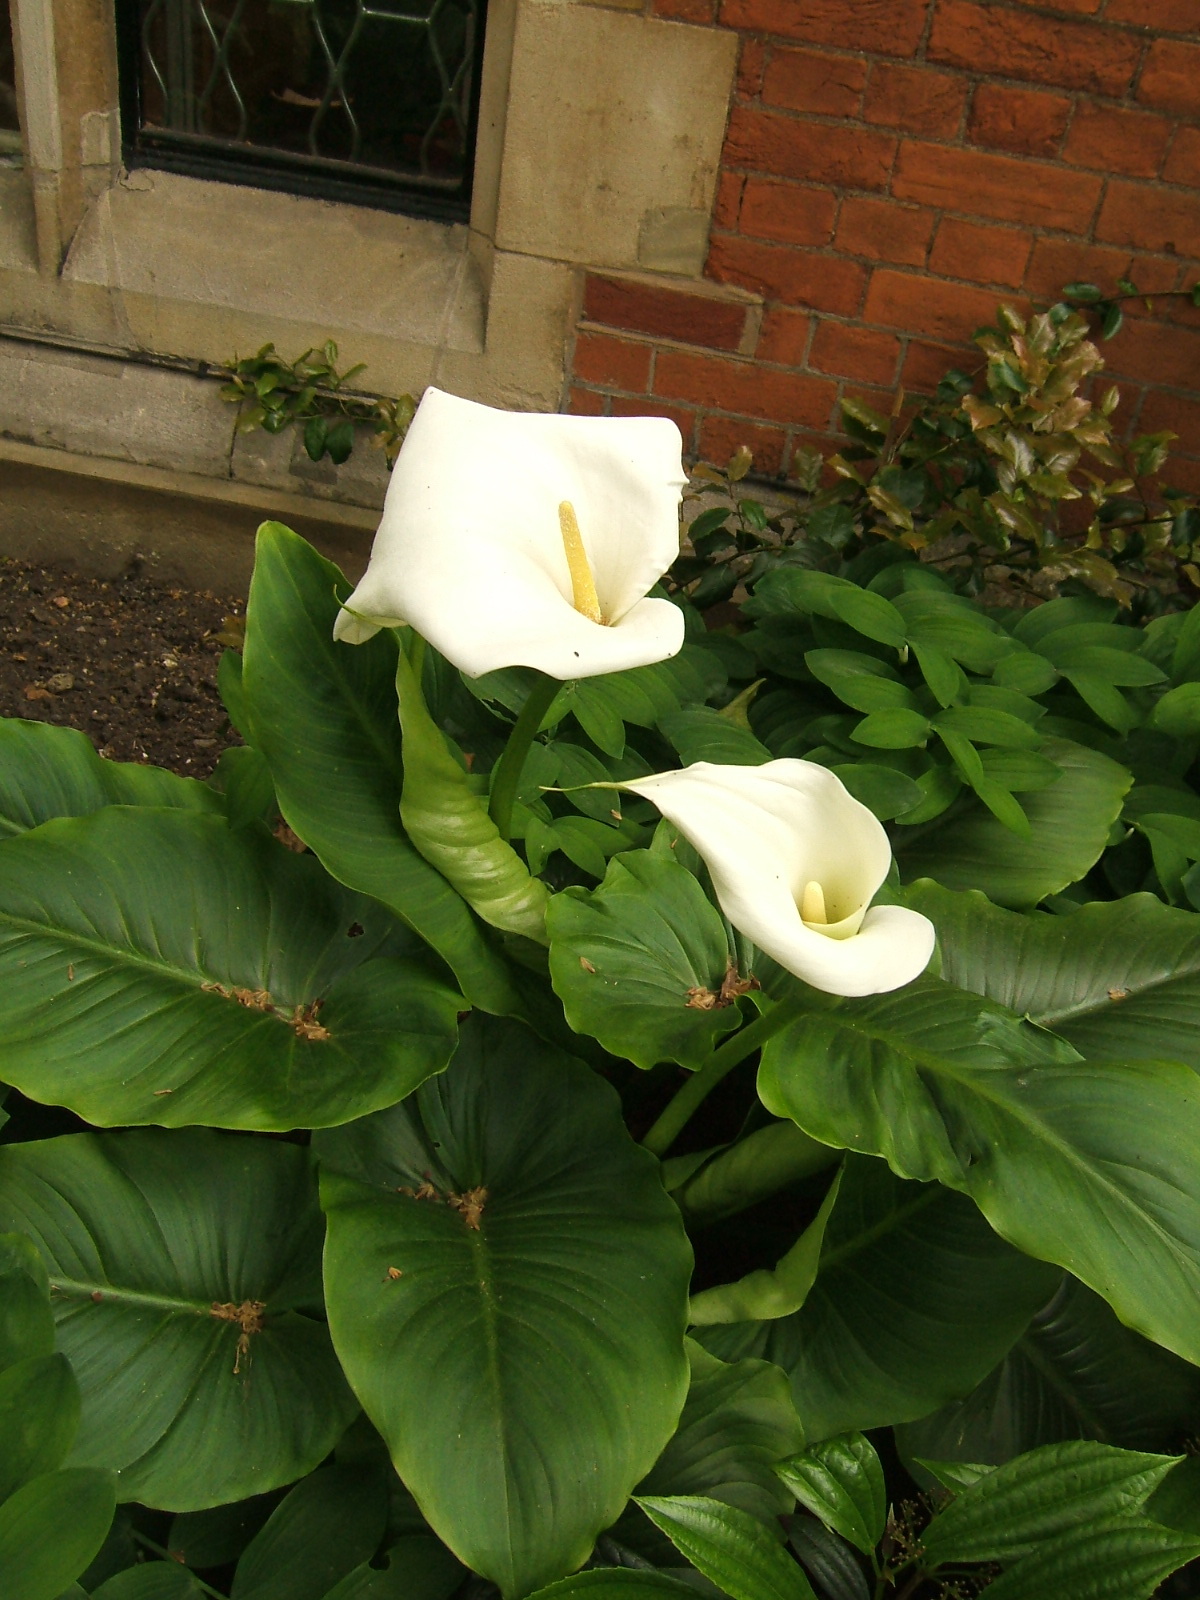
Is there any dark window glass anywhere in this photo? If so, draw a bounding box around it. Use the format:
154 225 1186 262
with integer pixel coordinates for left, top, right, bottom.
116 0 483 218
1 0 20 146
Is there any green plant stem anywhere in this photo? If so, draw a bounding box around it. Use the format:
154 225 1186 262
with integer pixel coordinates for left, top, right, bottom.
131 1530 228 1598
406 628 427 684
487 673 562 840
642 991 809 1158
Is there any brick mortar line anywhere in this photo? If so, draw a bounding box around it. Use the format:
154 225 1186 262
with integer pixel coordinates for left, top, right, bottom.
725 98 1194 166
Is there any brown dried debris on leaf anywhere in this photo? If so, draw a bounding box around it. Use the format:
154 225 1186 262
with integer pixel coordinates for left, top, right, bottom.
398 1180 439 1202
686 960 760 1011
201 981 332 1041
211 1298 266 1374
397 1179 488 1230
202 982 273 1012
290 999 331 1042
448 1186 488 1230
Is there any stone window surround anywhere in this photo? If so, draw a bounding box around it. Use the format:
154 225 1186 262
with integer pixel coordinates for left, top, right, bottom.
0 0 741 443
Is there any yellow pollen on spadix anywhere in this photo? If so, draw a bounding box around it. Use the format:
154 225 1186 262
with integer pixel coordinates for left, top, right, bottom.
801 880 828 925
559 501 604 625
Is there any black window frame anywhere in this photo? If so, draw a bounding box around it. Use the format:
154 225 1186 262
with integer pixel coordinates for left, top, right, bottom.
113 0 487 222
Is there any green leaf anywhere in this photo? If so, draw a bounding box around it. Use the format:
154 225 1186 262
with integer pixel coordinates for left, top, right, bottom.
317 1016 692 1598
992 649 1059 695
933 707 1041 749
898 1276 1200 1468
0 808 460 1130
322 1537 465 1600
973 1516 1200 1600
0 1234 54 1375
0 720 221 839
848 709 930 748
635 1495 817 1600
0 1131 357 1510
241 523 518 1014
921 1440 1179 1567
659 708 772 766
394 649 548 942
525 1575 695 1600
893 591 1015 673
688 1170 842 1326
303 415 329 462
92 1566 205 1600
167 1496 281 1569
825 588 906 648
804 652 914 715
828 763 924 822
0 1468 116 1600
897 738 1132 906
757 979 1200 1366
213 745 278 829
1153 683 1200 739
774 1435 885 1556
231 1465 388 1600
636 1342 805 1523
696 1156 1057 1441
0 1354 80 1501
906 882 1200 1072
912 640 964 708
547 853 744 1070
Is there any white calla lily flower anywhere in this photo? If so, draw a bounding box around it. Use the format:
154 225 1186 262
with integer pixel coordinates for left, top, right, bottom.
334 387 688 679
623 759 936 997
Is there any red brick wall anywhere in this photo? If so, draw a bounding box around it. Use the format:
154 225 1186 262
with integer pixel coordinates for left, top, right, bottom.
564 0 1200 492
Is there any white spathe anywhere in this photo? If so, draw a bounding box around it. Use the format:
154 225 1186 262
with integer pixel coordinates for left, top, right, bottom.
333 387 689 679
624 760 936 997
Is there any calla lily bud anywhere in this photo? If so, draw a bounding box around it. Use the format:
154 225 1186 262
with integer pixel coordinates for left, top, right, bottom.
622 760 936 997
334 387 689 680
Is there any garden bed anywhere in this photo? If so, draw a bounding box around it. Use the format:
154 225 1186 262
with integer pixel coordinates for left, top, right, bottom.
0 555 244 776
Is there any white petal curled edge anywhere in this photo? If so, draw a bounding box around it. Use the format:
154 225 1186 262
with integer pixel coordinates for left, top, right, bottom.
622 759 936 998
333 388 688 679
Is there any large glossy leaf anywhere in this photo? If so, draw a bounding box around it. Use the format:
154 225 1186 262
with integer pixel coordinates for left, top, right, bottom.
774 1435 886 1557
0 1234 54 1373
921 1440 1178 1566
527 1576 694 1600
635 1495 817 1600
898 1275 1200 1469
0 1468 116 1600
317 1015 693 1598
92 1567 205 1600
394 649 548 942
0 807 460 1129
758 979 1200 1365
0 1353 79 1501
0 1131 357 1510
897 738 1131 906
322 1538 465 1600
908 882 1200 1071
639 1341 804 1520
695 1157 1057 1440
975 1517 1200 1600
612 1339 804 1566
241 523 518 1014
0 719 221 838
231 1465 388 1600
548 853 744 1070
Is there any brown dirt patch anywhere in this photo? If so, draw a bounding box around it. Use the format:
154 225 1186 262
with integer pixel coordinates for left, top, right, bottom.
0 555 245 778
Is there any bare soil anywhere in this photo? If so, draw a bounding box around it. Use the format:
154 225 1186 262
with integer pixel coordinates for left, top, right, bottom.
0 555 245 777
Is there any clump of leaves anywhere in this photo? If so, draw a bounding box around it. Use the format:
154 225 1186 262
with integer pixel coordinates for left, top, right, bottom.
219 340 416 466
673 304 1199 616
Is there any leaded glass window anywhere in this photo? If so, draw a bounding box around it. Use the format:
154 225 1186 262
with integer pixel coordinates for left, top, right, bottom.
115 0 484 218
1 0 20 157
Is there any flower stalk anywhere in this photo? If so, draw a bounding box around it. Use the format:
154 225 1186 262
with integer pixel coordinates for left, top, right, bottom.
488 673 563 841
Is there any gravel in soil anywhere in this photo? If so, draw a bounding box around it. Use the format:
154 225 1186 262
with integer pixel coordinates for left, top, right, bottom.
0 556 245 778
